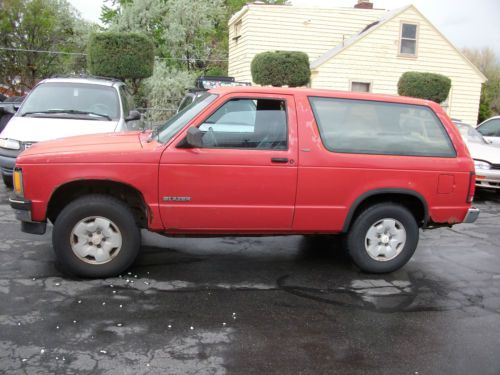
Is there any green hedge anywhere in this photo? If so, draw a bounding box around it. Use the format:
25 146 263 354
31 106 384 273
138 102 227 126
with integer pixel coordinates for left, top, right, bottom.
251 51 310 87
87 32 154 80
397 71 451 103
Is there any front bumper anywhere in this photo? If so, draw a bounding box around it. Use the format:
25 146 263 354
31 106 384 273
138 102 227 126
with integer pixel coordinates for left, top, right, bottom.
0 147 21 176
463 207 480 224
476 168 500 190
9 196 46 235
0 154 16 176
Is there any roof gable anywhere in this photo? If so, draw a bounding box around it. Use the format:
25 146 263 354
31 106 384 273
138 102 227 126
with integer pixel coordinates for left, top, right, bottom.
310 5 486 82
311 5 411 69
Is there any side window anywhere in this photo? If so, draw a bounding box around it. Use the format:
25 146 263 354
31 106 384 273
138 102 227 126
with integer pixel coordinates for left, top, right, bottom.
308 97 456 157
198 98 287 150
478 119 500 137
351 82 371 92
400 23 418 56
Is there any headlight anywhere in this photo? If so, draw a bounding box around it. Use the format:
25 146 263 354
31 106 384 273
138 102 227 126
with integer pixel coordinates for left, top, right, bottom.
474 160 491 170
0 138 21 150
13 168 24 196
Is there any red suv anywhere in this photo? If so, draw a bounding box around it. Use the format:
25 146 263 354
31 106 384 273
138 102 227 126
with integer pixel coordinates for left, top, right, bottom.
9 87 479 277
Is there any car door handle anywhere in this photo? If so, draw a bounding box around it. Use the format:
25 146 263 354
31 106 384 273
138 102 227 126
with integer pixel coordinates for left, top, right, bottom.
271 157 289 163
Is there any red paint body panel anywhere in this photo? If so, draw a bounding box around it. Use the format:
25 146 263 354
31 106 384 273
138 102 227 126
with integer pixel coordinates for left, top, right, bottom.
158 93 298 232
15 87 475 235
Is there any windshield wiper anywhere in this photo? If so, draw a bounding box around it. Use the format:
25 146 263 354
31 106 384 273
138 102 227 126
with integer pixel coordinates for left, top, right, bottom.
22 109 112 121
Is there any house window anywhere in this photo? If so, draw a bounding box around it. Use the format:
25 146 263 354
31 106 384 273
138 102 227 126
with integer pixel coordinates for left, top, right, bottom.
351 82 371 92
233 20 242 42
400 23 418 56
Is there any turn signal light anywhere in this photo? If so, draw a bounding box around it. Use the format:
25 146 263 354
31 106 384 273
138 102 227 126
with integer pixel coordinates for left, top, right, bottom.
13 169 23 196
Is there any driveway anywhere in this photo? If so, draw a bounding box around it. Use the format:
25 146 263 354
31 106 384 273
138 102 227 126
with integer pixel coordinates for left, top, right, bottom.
1 184 499 374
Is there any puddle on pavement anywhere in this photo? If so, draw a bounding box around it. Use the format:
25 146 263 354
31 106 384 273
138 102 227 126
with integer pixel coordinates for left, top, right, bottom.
277 272 497 314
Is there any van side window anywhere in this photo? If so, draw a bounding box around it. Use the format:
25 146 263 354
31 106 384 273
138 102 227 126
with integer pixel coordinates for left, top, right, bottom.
308 97 456 157
198 98 287 150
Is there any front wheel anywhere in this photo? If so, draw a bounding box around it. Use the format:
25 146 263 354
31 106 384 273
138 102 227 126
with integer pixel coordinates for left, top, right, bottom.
53 194 141 278
346 203 419 273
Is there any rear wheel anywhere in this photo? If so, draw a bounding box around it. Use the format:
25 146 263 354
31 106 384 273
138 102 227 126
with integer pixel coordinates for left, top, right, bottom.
53 194 141 278
2 174 13 188
347 203 419 273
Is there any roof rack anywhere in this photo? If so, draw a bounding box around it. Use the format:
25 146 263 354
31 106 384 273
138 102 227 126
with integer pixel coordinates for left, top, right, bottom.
195 76 251 90
50 74 124 83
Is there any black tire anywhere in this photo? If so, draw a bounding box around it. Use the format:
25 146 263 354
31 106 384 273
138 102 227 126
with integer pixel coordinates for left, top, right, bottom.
53 194 141 278
2 174 13 188
346 203 419 273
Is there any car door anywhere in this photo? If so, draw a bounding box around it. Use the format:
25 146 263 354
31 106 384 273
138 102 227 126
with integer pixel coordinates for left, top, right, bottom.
158 93 298 232
477 118 500 147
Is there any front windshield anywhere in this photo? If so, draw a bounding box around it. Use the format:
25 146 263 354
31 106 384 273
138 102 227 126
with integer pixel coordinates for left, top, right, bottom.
457 123 488 145
19 82 120 120
154 93 217 144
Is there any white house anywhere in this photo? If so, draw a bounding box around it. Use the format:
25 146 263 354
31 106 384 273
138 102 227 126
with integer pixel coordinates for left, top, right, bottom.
228 0 487 124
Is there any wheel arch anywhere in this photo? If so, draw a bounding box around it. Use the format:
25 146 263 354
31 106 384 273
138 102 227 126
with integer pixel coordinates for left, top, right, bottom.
342 189 429 233
47 179 149 228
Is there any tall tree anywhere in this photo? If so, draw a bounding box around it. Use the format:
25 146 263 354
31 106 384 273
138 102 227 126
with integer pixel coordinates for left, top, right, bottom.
104 0 289 73
463 47 500 121
0 0 91 93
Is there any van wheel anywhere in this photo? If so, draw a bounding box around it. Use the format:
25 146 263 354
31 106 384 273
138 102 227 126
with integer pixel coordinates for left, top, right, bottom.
2 174 13 188
347 203 418 273
53 195 141 278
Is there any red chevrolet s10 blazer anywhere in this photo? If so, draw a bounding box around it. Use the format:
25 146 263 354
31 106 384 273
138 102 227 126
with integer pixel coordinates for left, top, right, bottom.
9 87 479 277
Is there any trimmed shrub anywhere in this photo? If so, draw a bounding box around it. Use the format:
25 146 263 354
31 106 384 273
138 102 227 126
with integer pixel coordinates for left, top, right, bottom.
251 51 310 87
397 71 452 103
87 32 154 80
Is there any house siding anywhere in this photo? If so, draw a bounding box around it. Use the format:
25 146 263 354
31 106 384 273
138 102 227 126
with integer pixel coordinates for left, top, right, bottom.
311 7 484 125
228 5 386 83
228 5 485 125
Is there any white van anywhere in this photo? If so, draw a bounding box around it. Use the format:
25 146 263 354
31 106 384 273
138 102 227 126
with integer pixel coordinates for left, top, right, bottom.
0 76 141 187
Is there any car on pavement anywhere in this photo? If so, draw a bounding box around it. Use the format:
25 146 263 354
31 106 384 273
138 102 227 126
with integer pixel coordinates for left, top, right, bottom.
454 121 500 191
0 76 141 187
476 116 500 147
9 87 478 278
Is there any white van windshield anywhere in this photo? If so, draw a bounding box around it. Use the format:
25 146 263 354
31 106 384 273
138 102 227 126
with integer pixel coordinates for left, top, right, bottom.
19 82 120 121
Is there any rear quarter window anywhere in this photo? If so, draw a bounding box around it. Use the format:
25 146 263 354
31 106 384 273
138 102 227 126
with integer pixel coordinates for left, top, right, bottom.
308 97 456 157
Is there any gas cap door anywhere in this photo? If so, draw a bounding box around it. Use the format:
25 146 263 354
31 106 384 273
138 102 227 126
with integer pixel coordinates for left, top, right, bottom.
437 174 455 194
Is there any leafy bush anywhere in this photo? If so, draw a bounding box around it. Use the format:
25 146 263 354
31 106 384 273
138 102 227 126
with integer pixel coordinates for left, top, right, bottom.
397 72 452 103
251 51 310 87
478 84 492 123
142 62 196 123
87 32 154 80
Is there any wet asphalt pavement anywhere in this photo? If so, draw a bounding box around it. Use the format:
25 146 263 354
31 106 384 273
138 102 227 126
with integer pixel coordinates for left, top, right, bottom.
1 183 500 375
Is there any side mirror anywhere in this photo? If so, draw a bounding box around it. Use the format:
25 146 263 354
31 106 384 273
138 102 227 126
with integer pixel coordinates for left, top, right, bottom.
125 109 141 122
186 127 203 148
2 105 17 115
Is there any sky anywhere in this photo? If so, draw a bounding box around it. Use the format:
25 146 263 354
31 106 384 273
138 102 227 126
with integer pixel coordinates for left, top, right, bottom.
69 0 500 56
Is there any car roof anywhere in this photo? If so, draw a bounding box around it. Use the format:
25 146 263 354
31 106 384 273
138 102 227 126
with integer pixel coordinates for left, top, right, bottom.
208 86 438 107
38 77 123 87
479 115 500 125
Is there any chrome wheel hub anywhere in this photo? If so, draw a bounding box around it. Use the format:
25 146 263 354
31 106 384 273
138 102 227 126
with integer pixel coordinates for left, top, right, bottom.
70 216 122 265
365 218 406 262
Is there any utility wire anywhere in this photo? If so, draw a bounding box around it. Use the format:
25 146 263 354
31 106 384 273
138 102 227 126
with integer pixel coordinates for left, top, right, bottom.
0 47 229 62
0 47 87 56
